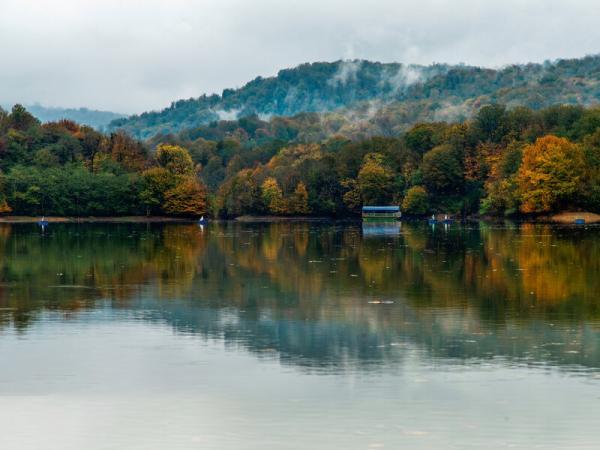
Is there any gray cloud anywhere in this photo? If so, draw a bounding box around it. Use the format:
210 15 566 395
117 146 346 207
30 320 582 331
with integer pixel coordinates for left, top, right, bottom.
0 0 599 113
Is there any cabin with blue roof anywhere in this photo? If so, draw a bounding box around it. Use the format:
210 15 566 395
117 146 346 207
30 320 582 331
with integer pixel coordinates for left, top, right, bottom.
362 206 401 222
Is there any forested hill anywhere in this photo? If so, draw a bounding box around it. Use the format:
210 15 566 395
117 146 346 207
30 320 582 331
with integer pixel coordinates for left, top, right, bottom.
108 61 451 138
109 56 600 139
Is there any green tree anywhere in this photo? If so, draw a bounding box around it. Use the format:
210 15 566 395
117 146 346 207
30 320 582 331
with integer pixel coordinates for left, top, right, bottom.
78 126 105 173
7 104 39 131
140 167 176 215
217 169 263 217
0 129 30 170
582 130 600 210
341 178 362 213
422 144 464 194
202 156 226 191
404 123 443 154
480 141 523 215
471 104 507 143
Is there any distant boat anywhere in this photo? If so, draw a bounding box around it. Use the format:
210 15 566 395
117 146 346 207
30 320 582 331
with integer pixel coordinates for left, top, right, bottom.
574 218 586 225
198 216 208 225
38 216 49 227
429 214 454 225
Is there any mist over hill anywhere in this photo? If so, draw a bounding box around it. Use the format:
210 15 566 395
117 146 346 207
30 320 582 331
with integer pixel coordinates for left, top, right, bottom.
109 56 600 139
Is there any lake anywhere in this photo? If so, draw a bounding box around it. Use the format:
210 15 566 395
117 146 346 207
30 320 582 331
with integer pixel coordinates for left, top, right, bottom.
0 221 599 449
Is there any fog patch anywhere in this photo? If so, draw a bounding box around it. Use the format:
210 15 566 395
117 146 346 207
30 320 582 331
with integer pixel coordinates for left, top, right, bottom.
213 108 240 121
389 64 425 93
329 60 363 87
433 101 472 122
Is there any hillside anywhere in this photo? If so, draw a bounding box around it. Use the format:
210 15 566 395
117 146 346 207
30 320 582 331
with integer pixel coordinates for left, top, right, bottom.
109 56 600 139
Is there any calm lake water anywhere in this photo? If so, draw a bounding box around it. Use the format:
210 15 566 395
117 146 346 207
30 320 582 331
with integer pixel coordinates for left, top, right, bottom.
0 221 599 449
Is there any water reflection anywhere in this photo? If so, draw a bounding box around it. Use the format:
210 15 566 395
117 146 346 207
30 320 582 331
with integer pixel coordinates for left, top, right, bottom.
361 222 402 237
0 222 599 374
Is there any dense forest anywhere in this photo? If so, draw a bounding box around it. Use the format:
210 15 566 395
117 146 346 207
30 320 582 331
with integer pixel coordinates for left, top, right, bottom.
0 102 599 218
109 56 600 139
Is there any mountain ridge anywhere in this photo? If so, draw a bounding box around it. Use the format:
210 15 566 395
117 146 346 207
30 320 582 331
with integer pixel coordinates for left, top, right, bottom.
109 55 600 139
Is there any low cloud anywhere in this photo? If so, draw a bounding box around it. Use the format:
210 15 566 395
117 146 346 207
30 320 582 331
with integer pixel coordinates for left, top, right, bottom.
0 0 598 113
388 65 425 93
329 60 363 87
213 108 240 121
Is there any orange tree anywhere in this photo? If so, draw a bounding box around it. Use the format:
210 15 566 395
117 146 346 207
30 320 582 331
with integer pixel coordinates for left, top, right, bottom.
163 177 208 216
517 135 585 213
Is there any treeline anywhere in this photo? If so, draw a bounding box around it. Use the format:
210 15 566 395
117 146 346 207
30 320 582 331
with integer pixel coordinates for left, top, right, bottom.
170 103 600 217
1 103 599 218
0 105 207 216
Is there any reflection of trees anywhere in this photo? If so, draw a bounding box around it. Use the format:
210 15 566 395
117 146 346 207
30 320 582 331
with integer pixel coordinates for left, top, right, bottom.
0 223 207 330
0 222 599 372
167 221 600 371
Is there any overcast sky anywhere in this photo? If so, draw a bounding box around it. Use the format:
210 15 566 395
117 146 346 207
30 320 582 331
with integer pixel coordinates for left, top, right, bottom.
1 0 599 114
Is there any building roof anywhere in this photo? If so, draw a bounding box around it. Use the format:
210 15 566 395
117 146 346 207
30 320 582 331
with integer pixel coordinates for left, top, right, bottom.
362 206 400 212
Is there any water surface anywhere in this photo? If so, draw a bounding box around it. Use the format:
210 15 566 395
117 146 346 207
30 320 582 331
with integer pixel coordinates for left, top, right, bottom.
0 222 599 449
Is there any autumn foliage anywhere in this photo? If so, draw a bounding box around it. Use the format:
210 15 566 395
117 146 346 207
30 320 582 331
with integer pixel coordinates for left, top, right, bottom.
141 144 207 217
163 177 208 216
517 136 585 213
0 103 599 218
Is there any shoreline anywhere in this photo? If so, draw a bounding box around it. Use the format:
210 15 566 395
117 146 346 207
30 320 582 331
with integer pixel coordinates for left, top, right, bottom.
0 211 598 224
0 216 195 224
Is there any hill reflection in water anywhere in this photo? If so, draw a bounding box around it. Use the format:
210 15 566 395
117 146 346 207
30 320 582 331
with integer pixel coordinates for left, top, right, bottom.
0 221 598 374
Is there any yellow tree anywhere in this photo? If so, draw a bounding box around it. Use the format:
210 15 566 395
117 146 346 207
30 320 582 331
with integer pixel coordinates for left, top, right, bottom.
402 186 429 215
289 182 310 214
142 144 205 216
261 177 286 215
0 171 11 215
357 153 394 205
0 199 11 215
517 135 585 213
156 144 194 176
